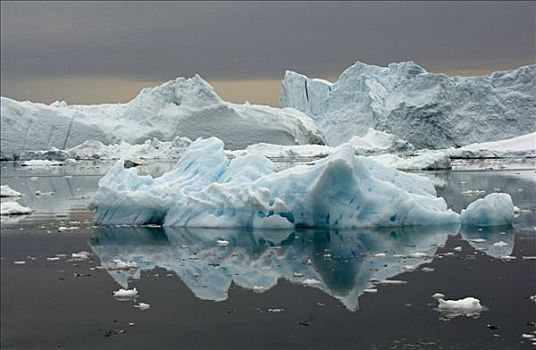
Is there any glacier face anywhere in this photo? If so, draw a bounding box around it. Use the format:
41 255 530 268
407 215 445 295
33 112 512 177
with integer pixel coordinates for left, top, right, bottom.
280 61 536 149
90 137 514 228
0 75 326 159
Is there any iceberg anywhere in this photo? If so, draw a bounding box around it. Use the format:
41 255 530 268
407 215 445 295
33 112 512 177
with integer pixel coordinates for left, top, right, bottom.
0 201 33 216
1 75 325 160
460 193 515 227
281 61 536 148
91 137 515 228
1 185 22 197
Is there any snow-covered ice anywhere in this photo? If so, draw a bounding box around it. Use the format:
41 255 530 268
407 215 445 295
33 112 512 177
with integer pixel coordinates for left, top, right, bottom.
450 132 536 159
437 297 483 311
1 75 325 159
0 201 33 215
21 160 64 167
281 61 535 148
1 185 22 197
113 288 139 299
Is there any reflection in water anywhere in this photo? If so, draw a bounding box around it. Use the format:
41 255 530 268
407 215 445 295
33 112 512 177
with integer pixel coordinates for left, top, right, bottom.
89 225 514 311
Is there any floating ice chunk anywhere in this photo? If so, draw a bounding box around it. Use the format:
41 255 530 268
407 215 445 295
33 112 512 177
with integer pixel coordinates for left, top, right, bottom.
374 253 387 257
410 252 428 258
303 279 321 286
522 334 535 339
58 226 80 232
72 251 92 260
469 238 486 243
438 297 483 311
134 302 150 310
46 257 60 261
1 201 33 216
0 185 22 197
363 288 378 293
461 193 515 227
252 286 265 293
113 288 138 299
13 260 26 265
493 241 508 247
216 240 230 246
373 279 407 285
107 259 138 270
432 293 445 300
421 267 434 272
268 308 285 313
453 246 463 252
500 255 517 261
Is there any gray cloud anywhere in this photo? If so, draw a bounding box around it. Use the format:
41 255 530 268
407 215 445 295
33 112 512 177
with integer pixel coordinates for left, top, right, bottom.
1 1 535 82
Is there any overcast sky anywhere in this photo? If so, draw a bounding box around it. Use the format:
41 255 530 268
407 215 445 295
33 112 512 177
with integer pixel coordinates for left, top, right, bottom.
1 1 535 105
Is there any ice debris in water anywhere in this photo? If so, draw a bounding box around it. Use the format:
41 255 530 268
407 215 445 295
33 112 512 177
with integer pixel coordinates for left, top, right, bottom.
21 160 63 167
1 202 33 216
432 293 445 300
107 259 138 270
0 185 22 197
58 226 80 232
134 302 150 310
438 297 483 311
493 241 508 247
303 279 321 286
71 251 92 261
90 137 516 229
113 288 138 299
216 239 229 246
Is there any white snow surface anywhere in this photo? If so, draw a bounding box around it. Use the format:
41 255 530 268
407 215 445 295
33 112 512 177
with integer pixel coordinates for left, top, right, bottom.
1 185 22 197
0 201 33 215
449 132 536 158
90 137 515 228
1 75 325 159
438 297 483 311
280 61 536 148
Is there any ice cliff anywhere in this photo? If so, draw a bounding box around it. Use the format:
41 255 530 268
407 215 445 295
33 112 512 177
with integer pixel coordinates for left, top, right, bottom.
0 75 326 159
280 61 536 148
90 137 515 228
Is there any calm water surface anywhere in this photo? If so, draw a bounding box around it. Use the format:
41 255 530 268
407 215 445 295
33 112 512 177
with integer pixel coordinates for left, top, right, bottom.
1 161 535 349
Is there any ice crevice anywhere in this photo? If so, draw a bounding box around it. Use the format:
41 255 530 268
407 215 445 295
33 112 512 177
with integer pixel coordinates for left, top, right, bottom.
90 137 517 229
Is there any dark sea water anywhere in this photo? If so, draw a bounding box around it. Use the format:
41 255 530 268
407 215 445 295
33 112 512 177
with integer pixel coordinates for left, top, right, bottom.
1 161 535 349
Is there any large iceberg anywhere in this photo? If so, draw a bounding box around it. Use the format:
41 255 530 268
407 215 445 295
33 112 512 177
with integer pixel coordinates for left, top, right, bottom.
280 61 536 148
90 137 515 228
1 75 325 159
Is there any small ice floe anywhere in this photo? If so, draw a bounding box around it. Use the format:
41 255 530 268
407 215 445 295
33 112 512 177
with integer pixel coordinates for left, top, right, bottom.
46 257 60 261
499 255 517 261
410 252 428 258
372 279 407 286
1 201 33 216
113 288 138 299
363 288 378 294
268 308 285 313
374 253 386 257
462 190 486 195
432 293 445 300
13 260 26 264
469 238 487 243
529 295 536 303
0 185 22 197
453 246 463 252
71 251 92 261
513 206 521 217
421 267 435 273
521 333 535 339
403 265 415 272
107 259 138 270
58 226 80 232
436 297 484 321
35 191 55 196
522 256 536 260
493 241 508 247
133 302 150 310
302 278 321 286
216 239 229 246
253 286 265 293
21 160 63 167
293 272 304 277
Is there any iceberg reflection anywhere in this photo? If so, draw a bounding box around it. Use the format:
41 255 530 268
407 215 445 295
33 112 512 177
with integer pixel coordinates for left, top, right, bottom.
89 225 514 311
